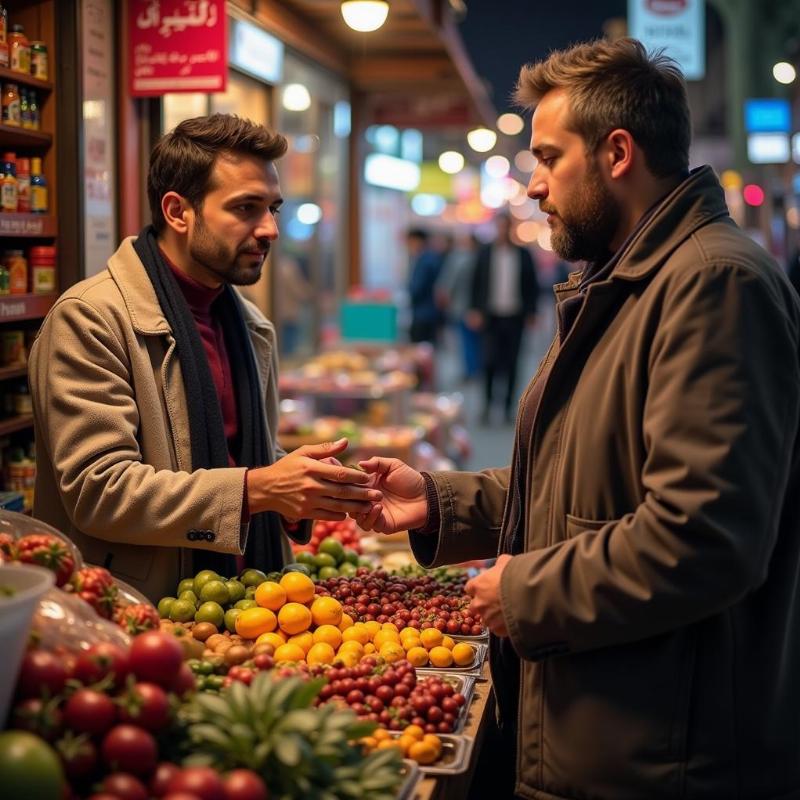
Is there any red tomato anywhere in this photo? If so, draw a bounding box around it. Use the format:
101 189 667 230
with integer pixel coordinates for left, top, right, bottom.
149 762 182 797
101 725 158 776
128 631 184 687
102 772 149 800
223 769 269 800
119 683 170 732
73 642 130 687
170 662 197 697
166 766 226 800
63 689 117 736
16 649 68 699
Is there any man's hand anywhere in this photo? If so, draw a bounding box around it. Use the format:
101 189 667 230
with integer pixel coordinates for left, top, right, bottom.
465 310 484 331
247 439 381 520
352 457 428 533
465 554 512 637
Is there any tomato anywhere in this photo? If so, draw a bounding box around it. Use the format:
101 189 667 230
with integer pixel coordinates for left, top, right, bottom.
16 649 68 699
119 683 170 732
15 533 75 586
63 688 118 736
223 770 268 800
170 661 197 697
57 735 98 780
166 766 226 800
149 761 182 797
128 631 184 687
101 725 158 776
0 731 65 799
74 642 130 687
161 794 205 800
102 772 149 800
10 696 63 741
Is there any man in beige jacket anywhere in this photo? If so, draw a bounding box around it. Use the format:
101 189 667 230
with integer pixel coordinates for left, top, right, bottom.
356 40 800 799
30 115 379 601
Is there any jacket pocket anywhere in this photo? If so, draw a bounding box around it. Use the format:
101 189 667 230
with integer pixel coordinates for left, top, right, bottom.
564 513 618 538
82 539 154 583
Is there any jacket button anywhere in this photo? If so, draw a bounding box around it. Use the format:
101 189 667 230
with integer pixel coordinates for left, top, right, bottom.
186 531 196 541
204 531 215 541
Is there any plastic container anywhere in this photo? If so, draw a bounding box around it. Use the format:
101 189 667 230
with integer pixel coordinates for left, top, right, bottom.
30 244 55 292
0 563 55 725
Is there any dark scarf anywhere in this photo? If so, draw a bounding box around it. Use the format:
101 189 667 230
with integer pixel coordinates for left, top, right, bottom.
133 225 285 577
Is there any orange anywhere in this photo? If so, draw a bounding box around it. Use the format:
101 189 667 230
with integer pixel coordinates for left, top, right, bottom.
338 640 365 658
379 642 405 663
273 642 305 662
406 646 429 667
399 626 419 641
441 635 456 651
306 642 336 665
256 631 286 650
364 620 381 638
428 646 454 668
360 736 378 751
409 739 439 764
381 622 399 633
402 636 421 652
342 625 370 646
235 607 277 639
420 628 443 649
397 735 417 756
279 572 315 604
363 642 376 654
311 596 343 627
373 630 401 649
372 728 392 742
312 624 342 649
287 631 314 654
254 580 287 611
403 724 425 740
423 733 443 755
338 612 355 631
452 642 476 666
335 649 359 667
378 739 405 754
277 602 313 635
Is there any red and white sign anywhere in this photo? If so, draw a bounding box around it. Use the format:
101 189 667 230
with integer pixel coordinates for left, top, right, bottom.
129 0 227 97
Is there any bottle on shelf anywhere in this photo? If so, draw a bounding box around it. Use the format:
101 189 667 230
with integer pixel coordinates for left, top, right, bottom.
27 90 39 131
8 24 29 75
16 156 29 212
0 4 8 69
0 151 17 212
30 41 47 81
19 87 29 129
30 156 46 213
1 82 20 127
3 248 27 294
30 245 56 293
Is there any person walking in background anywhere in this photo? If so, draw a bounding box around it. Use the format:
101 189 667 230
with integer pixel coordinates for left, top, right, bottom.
407 227 444 344
469 213 539 424
435 228 481 382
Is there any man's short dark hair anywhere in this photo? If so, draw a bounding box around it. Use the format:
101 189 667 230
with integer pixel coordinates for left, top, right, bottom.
147 113 288 232
515 38 690 178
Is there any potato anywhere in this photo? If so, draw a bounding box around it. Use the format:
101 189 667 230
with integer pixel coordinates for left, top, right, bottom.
206 633 227 650
192 622 218 642
224 645 251 666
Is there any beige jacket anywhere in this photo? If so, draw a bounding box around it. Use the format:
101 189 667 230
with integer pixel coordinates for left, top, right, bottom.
412 168 800 798
30 237 307 602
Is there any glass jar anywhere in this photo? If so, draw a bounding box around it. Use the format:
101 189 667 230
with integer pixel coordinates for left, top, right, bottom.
1 82 20 127
30 41 47 81
8 24 29 75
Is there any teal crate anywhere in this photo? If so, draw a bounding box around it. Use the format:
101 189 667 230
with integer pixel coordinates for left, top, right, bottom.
340 301 397 342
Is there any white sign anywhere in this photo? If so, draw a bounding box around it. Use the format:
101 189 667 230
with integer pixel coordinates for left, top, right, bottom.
628 0 705 81
747 132 790 164
229 17 283 85
364 154 420 192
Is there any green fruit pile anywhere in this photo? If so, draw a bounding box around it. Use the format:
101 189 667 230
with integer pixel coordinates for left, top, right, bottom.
289 536 372 581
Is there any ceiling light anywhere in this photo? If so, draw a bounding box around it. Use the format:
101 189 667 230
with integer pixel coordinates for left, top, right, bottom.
341 0 389 32
282 83 311 111
773 61 796 84
438 151 465 174
467 127 497 153
497 113 524 135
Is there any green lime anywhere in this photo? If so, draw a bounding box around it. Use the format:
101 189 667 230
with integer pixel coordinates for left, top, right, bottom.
281 563 311 577
193 569 222 595
318 566 340 580
169 598 197 623
318 537 345 563
338 561 357 577
179 590 199 606
225 579 246 604
245 586 256 599
157 596 176 618
199 580 230 605
0 731 65 800
295 551 316 567
239 568 268 588
342 548 360 566
195 601 225 627
224 607 242 633
314 552 337 570
265 571 282 583
177 578 196 595
358 557 373 568
234 598 258 611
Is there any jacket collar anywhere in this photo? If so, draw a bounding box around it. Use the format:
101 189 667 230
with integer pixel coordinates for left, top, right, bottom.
107 236 274 339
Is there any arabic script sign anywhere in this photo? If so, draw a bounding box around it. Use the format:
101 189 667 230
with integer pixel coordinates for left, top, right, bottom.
129 0 227 96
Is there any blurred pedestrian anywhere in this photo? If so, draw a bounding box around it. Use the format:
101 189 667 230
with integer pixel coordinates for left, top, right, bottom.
435 229 481 381
469 214 540 424
407 228 444 344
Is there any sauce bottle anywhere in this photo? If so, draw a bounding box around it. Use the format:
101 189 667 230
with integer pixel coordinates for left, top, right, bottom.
30 157 47 213
8 24 29 75
1 82 20 127
0 152 17 213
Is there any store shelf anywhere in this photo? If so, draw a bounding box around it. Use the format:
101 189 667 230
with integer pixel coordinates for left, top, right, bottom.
0 365 28 381
0 414 33 436
0 214 57 237
0 123 52 149
0 66 53 94
0 293 57 322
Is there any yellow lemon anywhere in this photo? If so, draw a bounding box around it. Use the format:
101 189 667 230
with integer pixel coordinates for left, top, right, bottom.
428 645 453 668
306 642 336 666
338 612 355 631
335 649 359 667
379 642 405 663
381 622 399 633
408 740 439 765
254 581 287 611
235 607 277 639
373 630 401 649
287 631 314 654
342 625 370 646
403 724 425 740
399 626 420 642
441 635 456 651
273 642 305 662
397 735 417 756
364 620 381 638
279 572 316 604
419 628 443 649
277 602 312 635
406 646 429 667
310 596 343 627
452 642 476 666
364 642 376 654
312 624 342 649
373 728 392 742
338 640 365 657
256 631 286 650
402 636 421 652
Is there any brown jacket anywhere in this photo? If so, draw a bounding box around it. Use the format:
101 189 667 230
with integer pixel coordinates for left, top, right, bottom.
413 167 800 798
29 237 308 602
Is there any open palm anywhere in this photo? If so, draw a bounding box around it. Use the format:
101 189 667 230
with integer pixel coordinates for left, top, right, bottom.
356 457 428 533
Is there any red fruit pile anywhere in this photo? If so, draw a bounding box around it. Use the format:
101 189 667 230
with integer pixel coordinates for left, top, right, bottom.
13 532 76 587
293 518 362 555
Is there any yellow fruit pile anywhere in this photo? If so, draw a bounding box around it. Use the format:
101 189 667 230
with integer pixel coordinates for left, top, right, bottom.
360 725 442 765
398 626 476 668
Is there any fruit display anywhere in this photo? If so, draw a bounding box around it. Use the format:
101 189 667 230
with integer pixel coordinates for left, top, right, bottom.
8 532 76 587
292 518 364 556
360 724 443 765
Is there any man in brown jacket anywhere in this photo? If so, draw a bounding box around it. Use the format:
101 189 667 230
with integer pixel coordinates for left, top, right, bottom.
29 115 379 602
356 39 800 799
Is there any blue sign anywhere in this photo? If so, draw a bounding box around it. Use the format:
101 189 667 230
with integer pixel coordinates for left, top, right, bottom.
744 99 791 133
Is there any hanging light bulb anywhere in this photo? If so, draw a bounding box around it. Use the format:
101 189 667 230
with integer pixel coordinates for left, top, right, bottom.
438 151 465 174
341 0 389 32
467 127 497 153
282 83 311 112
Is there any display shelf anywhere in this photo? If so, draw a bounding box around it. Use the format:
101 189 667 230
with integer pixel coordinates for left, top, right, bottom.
0 214 57 237
0 414 34 436
0 293 57 322
0 124 52 149
0 365 28 381
0 66 53 94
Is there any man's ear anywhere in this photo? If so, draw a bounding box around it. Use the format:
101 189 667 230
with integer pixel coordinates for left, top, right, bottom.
161 191 191 234
601 129 635 180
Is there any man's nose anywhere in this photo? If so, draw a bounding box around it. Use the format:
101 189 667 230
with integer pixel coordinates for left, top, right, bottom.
256 211 279 241
527 173 547 201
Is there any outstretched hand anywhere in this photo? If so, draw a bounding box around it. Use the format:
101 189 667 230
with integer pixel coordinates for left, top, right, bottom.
352 457 428 534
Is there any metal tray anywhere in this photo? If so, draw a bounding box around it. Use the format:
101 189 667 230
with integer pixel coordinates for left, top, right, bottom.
455 628 489 642
418 642 488 675
392 733 476 776
396 758 421 800
415 671 477 733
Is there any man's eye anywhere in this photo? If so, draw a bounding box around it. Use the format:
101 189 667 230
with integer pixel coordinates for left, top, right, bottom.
271 207 282 216
236 204 254 213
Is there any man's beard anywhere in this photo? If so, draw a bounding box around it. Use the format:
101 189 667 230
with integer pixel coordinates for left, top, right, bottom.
545 160 620 263
189 211 268 286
